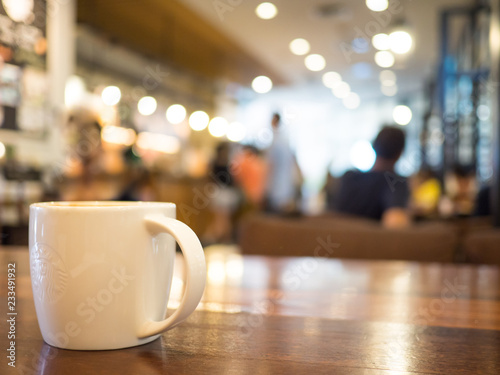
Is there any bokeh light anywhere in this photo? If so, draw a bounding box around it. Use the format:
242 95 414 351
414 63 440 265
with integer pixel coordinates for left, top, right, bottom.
366 0 389 12
372 33 391 51
393 105 413 125
2 0 34 23
374 51 395 68
332 82 351 99
65 75 86 108
389 31 413 54
189 111 210 131
322 71 342 88
379 70 397 86
252 76 273 94
136 132 180 154
305 54 326 72
477 104 490 121
227 122 246 142
101 86 121 106
289 38 310 55
137 96 157 116
0 141 6 159
208 117 229 138
381 84 398 97
255 2 278 20
351 38 370 54
166 104 186 124
101 126 136 147
350 140 376 171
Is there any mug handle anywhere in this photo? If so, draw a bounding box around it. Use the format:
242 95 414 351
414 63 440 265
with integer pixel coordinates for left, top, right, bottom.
137 214 206 339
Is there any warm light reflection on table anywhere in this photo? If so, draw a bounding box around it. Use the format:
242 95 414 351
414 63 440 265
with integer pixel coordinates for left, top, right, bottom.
167 245 500 332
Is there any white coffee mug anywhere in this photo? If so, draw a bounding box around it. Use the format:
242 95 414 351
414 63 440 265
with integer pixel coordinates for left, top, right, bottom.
29 201 206 350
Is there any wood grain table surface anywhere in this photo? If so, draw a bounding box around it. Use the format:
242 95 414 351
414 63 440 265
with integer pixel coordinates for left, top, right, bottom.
1 245 499 374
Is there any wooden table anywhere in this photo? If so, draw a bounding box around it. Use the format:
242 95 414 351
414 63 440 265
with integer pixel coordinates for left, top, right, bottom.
1 245 499 374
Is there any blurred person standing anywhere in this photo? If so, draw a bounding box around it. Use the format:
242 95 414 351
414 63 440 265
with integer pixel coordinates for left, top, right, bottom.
474 184 492 216
203 142 240 244
335 126 410 228
232 145 267 210
264 113 302 214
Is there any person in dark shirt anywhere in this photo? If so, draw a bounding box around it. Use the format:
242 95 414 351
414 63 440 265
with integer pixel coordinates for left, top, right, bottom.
203 142 240 243
475 185 491 216
335 126 411 228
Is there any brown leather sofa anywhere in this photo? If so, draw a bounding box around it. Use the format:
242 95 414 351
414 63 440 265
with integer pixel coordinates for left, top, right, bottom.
464 229 500 264
238 214 459 262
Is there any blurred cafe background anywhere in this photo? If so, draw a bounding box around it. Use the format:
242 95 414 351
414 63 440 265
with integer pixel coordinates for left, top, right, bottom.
1 0 500 264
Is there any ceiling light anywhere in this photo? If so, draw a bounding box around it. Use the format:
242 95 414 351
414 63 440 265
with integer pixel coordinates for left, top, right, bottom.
305 54 326 72
189 111 210 131
137 96 157 116
332 82 351 99
372 33 390 51
208 117 229 138
101 86 121 106
379 70 397 86
289 38 310 55
389 31 413 54
374 51 395 68
381 84 398 96
343 93 361 109
166 104 186 124
252 76 273 94
227 122 246 142
256 2 278 20
393 105 412 125
366 0 389 12
322 71 342 88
